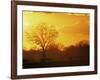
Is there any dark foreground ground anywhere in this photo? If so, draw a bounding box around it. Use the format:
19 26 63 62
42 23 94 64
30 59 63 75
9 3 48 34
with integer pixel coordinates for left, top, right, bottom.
23 60 89 69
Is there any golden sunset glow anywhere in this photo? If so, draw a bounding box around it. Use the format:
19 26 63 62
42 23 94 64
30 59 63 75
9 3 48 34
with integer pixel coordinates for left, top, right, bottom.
23 11 89 50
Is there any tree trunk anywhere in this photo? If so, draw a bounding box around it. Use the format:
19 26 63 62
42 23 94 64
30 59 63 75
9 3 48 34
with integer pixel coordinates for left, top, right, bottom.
41 47 46 62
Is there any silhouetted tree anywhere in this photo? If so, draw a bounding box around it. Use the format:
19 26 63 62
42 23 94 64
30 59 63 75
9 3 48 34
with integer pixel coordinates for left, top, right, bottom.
25 23 58 62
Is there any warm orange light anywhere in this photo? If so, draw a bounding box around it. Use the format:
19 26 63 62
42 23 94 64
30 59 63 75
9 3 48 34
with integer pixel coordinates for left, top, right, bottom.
23 11 89 50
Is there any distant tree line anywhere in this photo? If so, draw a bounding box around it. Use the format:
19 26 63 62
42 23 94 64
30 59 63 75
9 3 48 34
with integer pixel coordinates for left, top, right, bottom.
23 41 89 68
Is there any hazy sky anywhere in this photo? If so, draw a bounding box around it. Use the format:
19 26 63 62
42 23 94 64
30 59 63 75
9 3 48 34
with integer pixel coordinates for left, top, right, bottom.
23 11 89 50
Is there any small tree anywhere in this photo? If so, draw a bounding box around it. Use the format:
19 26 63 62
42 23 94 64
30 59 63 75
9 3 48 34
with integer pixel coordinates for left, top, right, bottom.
25 23 58 62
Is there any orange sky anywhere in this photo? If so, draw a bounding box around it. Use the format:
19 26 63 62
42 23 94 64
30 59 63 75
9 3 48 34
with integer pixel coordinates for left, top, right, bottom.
23 11 90 50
